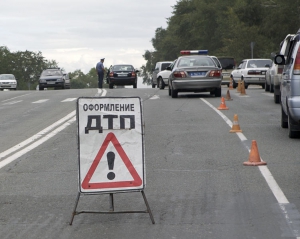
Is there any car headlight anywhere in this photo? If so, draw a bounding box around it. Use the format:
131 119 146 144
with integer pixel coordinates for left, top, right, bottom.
57 78 64 82
39 79 46 83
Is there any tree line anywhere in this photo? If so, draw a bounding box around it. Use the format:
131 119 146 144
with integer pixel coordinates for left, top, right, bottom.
140 0 300 84
1 0 299 89
0 46 102 90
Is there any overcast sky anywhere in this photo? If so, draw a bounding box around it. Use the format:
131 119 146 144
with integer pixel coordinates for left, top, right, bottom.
1 0 178 74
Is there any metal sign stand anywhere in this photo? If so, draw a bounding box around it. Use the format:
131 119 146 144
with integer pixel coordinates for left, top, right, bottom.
69 190 155 225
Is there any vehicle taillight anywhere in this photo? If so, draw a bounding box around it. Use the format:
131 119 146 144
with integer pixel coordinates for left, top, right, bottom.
293 47 300 75
109 72 114 77
131 71 136 77
209 70 221 77
173 71 186 78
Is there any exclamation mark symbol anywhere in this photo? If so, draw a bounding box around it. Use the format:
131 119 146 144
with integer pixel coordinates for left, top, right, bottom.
107 151 115 180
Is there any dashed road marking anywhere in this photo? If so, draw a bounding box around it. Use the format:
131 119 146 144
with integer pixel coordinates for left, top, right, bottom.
61 98 77 102
32 99 49 104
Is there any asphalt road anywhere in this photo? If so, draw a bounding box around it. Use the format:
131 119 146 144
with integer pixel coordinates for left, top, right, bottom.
0 86 300 239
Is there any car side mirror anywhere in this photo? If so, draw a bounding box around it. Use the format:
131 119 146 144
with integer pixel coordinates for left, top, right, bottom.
274 55 285 65
166 66 171 71
135 70 140 73
265 64 270 68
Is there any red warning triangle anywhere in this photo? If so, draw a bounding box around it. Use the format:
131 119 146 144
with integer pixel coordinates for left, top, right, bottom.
81 132 142 190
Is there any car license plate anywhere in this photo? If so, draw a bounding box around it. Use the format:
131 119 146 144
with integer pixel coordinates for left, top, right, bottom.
47 81 55 84
189 72 206 76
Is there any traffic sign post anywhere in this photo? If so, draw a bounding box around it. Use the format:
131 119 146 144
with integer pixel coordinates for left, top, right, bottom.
70 97 154 225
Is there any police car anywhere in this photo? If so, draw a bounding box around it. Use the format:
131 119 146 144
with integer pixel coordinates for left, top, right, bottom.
167 50 222 98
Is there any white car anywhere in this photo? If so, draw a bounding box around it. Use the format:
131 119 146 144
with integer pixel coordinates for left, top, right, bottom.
151 61 173 88
0 74 17 90
231 59 272 89
157 60 176 89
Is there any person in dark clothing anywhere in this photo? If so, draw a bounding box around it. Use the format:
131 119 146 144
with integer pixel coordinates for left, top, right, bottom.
96 58 105 88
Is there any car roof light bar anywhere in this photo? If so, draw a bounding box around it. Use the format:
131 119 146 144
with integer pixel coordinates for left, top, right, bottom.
180 50 208 55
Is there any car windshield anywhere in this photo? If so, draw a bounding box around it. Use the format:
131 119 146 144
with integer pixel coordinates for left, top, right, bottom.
0 74 15 80
41 70 62 76
247 60 272 68
178 57 215 67
218 58 235 69
113 65 133 71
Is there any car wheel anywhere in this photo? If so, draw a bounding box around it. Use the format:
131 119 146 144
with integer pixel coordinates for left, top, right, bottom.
109 83 113 89
168 84 171 96
152 83 156 88
244 83 248 89
158 77 165 90
214 87 221 97
261 84 265 89
265 82 270 91
274 93 280 104
232 77 237 88
133 83 137 88
171 86 178 98
288 113 298 138
270 84 274 93
39 86 44 91
281 105 288 128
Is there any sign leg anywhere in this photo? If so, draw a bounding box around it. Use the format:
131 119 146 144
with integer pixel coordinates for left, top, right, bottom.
141 191 155 224
69 192 81 225
109 193 114 212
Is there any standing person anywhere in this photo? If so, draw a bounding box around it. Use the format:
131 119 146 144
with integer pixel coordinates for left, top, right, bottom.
96 58 105 88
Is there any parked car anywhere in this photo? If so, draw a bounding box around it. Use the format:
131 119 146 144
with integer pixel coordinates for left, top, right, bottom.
231 59 272 89
218 57 236 87
274 29 300 138
167 50 222 98
156 60 177 89
0 74 17 90
151 61 173 88
107 64 139 89
265 34 294 103
39 68 71 90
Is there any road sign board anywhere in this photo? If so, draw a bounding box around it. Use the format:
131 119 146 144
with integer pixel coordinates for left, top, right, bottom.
77 97 145 193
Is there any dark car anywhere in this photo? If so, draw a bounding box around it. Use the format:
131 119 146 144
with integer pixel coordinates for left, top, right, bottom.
39 68 71 90
106 64 139 89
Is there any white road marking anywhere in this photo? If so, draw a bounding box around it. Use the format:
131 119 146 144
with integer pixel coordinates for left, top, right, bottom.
150 95 160 100
0 117 76 169
0 111 76 160
201 98 288 203
61 98 77 102
2 100 23 105
1 93 31 102
32 99 49 103
0 89 107 166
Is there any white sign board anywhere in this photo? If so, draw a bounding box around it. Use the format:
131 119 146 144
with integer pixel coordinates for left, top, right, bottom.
77 97 145 193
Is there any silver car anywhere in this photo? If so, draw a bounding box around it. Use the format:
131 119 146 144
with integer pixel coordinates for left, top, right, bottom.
168 50 222 98
275 29 300 138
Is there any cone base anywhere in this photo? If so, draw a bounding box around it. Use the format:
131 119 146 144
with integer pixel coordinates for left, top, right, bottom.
243 161 267 166
218 107 229 110
229 129 242 133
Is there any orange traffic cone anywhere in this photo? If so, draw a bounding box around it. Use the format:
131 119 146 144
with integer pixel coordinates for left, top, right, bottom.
218 97 229 110
229 114 242 132
240 81 247 95
243 140 267 166
236 79 241 93
229 76 234 90
225 89 233 101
